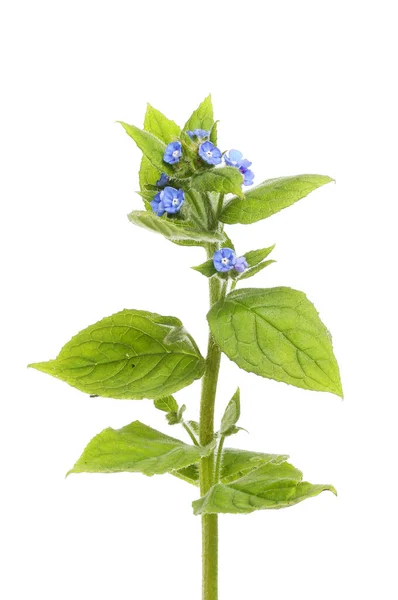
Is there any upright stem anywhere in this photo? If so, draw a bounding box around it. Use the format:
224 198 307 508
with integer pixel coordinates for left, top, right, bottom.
199 243 227 600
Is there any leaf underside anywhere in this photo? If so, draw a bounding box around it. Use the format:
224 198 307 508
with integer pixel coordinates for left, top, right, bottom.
193 459 336 515
67 421 209 477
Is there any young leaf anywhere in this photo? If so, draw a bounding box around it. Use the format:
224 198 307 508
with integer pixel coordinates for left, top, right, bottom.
29 309 205 400
143 103 181 142
183 94 214 134
244 245 275 267
192 259 217 278
119 121 173 175
191 167 244 199
138 104 180 195
128 210 225 244
237 259 276 281
209 120 218 145
154 396 178 413
220 388 241 436
173 448 288 486
67 420 209 477
207 287 343 397
193 460 336 515
220 174 334 224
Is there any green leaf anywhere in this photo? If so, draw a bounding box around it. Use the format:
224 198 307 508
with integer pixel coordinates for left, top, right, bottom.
119 121 173 175
128 210 225 244
237 259 276 281
191 167 244 199
220 174 334 224
220 388 241 436
173 448 287 486
207 287 343 397
67 420 209 477
143 103 180 142
192 259 217 278
193 459 336 514
210 120 218 145
183 94 214 134
154 396 178 413
244 245 275 267
139 157 159 193
29 309 205 400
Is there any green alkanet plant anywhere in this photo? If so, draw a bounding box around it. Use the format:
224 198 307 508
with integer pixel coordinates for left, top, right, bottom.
29 95 342 600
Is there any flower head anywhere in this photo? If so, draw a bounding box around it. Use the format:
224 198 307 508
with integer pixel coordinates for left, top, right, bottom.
151 191 166 216
187 129 209 141
213 248 236 272
163 141 182 164
198 141 222 165
241 168 254 186
224 149 246 167
161 186 185 214
234 256 249 273
156 172 170 188
224 149 254 186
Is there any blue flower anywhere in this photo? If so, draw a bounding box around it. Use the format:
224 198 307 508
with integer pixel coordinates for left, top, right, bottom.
163 141 182 164
156 173 170 188
198 141 222 165
187 129 209 140
151 191 166 216
241 168 254 186
161 186 185 214
213 248 236 272
224 149 247 168
224 149 254 186
234 256 249 273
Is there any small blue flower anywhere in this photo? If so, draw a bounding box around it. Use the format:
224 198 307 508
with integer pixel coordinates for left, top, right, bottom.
213 248 236 272
187 129 209 140
234 256 249 273
224 150 254 186
224 149 247 168
198 141 222 165
156 173 170 188
163 141 182 164
151 191 166 216
161 186 185 214
241 168 254 186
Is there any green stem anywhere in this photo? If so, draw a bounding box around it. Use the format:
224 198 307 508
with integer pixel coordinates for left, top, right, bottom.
214 435 225 483
182 422 199 447
199 244 227 600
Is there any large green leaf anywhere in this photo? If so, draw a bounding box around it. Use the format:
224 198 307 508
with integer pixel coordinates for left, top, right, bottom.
191 167 244 199
119 121 173 175
193 460 336 515
207 287 343 397
174 448 288 486
128 210 225 244
183 94 214 134
220 174 334 224
67 421 209 476
29 309 205 400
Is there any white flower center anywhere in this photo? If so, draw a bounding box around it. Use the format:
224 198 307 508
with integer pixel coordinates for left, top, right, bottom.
172 197 179 206
172 150 180 157
221 257 229 264
206 150 213 157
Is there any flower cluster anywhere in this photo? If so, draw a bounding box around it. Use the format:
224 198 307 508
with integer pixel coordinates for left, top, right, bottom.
151 186 184 217
213 248 248 274
162 134 254 185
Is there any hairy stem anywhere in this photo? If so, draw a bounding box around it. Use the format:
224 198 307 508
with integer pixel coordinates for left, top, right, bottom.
199 244 227 600
214 435 225 483
182 421 199 446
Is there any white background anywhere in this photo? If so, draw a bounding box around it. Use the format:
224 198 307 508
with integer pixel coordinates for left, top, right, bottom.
1 1 397 598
